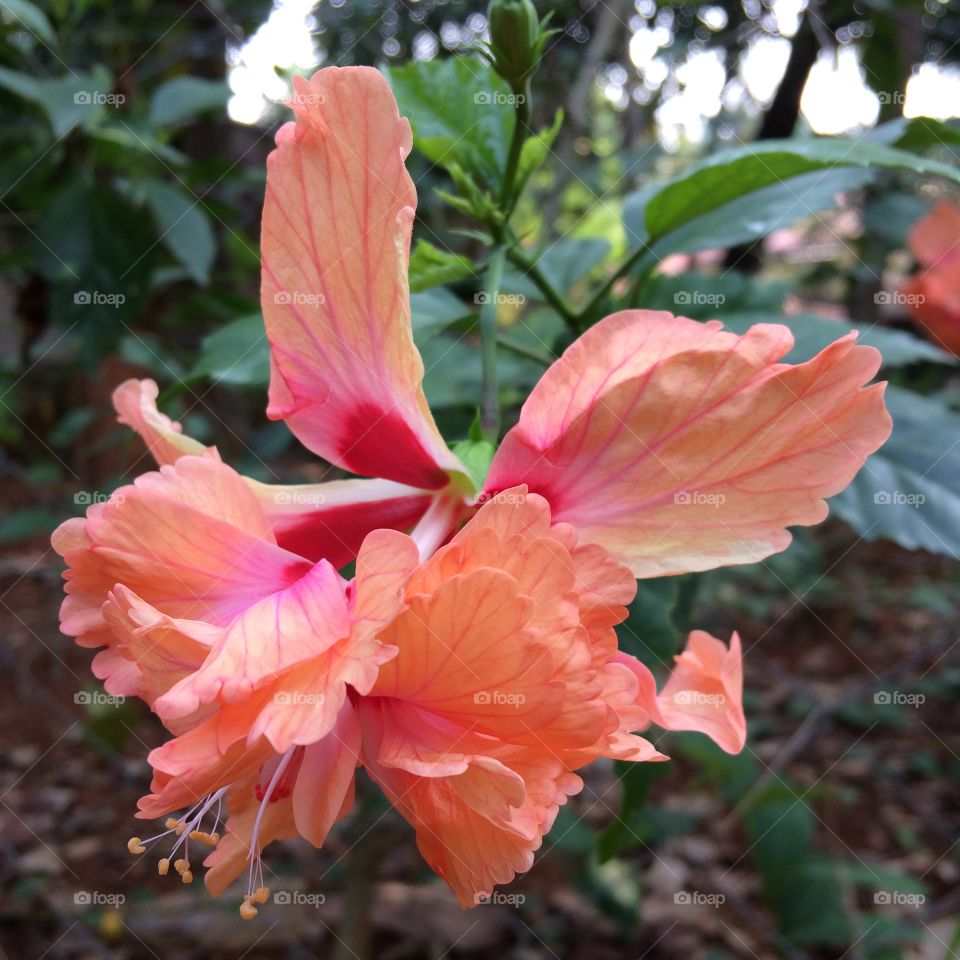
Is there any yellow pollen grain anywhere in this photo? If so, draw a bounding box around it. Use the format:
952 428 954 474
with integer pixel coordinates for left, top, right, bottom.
157 858 170 876
181 870 193 884
127 837 146 855
174 858 189 874
239 899 258 920
251 887 270 905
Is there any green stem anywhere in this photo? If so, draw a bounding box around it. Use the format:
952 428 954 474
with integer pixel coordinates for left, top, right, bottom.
575 245 657 326
505 241 579 332
499 82 531 210
479 244 506 441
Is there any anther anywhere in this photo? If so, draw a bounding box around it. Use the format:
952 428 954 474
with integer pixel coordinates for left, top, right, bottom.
127 837 146 855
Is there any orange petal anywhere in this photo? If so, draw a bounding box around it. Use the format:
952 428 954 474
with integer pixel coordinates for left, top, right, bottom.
112 378 437 566
371 568 566 739
486 311 891 577
157 561 349 722
100 585 218 718
138 711 273 820
292 703 361 848
53 456 311 653
908 201 960 269
616 630 746 754
113 379 210 465
905 270 960 356
359 700 583 907
261 66 463 489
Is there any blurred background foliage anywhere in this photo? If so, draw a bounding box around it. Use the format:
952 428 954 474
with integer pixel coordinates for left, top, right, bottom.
1 1 959 958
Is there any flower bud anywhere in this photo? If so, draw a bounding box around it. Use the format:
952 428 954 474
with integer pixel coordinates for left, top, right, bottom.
487 0 541 90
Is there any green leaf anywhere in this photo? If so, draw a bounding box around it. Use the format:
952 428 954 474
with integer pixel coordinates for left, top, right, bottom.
142 178 216 285
646 139 960 241
420 332 540 409
637 272 789 318
148 76 230 129
515 108 562 190
871 116 960 153
89 124 188 166
410 288 471 342
862 191 930 247
661 166 875 256
34 176 156 357
640 138 960 257
620 578 681 668
622 184 657 251
408 239 476 292
449 437 495 490
717 311 955 368
830 387 960 557
1 0 56 44
742 783 850 946
0 64 113 137
188 314 268 386
596 761 664 862
385 58 514 187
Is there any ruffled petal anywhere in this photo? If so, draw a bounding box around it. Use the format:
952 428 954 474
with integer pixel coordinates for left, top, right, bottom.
100 585 218 722
53 456 312 687
112 378 436 567
486 311 891 577
359 699 583 907
615 630 746 755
